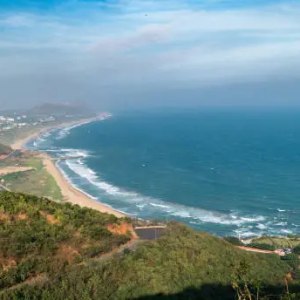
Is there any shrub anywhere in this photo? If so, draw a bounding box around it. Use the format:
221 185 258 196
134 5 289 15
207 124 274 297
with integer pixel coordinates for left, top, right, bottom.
281 253 299 270
123 248 131 255
224 236 244 246
293 244 300 255
248 243 276 251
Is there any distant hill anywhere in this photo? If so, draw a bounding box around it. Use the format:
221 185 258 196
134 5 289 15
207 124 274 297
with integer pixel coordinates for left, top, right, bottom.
27 102 94 117
0 143 11 156
0 192 296 299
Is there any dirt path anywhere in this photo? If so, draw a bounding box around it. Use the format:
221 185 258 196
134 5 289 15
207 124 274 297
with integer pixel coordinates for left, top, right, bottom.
0 166 35 176
237 246 275 254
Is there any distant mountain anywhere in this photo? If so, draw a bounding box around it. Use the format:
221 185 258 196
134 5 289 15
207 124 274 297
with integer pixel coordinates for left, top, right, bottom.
27 102 94 117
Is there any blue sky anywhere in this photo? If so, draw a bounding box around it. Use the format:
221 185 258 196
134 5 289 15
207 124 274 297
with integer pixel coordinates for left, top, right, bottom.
1 0 300 109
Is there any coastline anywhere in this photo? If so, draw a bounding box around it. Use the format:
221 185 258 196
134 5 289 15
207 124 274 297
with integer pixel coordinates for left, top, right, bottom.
10 117 97 150
42 154 125 217
11 117 125 218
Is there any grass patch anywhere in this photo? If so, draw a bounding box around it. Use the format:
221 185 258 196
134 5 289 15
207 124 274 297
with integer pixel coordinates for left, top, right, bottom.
2 158 62 201
251 236 300 248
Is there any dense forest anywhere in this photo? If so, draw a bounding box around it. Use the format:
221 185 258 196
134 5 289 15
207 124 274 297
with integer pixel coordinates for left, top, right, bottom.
1 191 300 299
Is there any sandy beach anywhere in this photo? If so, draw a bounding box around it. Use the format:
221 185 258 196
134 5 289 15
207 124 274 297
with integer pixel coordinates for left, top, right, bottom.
10 118 125 218
42 155 125 217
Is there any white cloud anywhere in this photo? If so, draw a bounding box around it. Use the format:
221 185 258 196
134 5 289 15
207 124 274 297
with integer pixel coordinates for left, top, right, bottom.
0 14 35 27
0 1 300 107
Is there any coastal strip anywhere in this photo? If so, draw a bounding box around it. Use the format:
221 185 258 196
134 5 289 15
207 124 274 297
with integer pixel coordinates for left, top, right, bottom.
42 154 125 218
10 117 98 150
10 117 125 218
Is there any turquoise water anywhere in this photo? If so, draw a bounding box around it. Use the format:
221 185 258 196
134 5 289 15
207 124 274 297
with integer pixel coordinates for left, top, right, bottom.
27 109 300 237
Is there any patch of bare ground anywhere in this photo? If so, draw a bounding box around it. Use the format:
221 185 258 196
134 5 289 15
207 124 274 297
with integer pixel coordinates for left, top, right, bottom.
0 259 17 271
56 243 81 264
39 211 60 224
107 222 138 239
15 213 28 221
0 211 28 222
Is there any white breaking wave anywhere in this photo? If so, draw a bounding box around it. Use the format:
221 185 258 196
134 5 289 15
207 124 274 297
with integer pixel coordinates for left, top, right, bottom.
59 151 268 227
240 216 265 222
55 119 101 140
240 232 261 238
256 223 267 230
275 222 287 226
56 161 98 201
28 124 298 236
150 203 170 209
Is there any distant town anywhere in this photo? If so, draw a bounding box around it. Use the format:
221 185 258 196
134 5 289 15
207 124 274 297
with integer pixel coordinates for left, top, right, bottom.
0 113 57 134
0 102 97 139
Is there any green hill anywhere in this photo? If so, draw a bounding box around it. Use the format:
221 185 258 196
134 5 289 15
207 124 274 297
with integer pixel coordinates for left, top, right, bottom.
0 191 298 299
0 192 132 294
27 102 93 118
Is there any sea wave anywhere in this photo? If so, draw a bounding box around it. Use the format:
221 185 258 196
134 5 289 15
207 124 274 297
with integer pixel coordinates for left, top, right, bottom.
256 223 267 230
59 151 270 227
26 119 299 237
55 119 99 140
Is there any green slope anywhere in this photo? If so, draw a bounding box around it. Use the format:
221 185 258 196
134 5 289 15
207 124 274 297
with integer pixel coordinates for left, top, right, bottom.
0 144 11 156
27 102 93 117
0 192 297 300
0 191 131 294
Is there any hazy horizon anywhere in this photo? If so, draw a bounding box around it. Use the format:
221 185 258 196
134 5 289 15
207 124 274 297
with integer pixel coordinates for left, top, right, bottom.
1 0 300 110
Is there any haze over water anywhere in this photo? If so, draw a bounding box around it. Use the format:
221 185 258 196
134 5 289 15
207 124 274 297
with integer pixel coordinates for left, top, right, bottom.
28 109 300 238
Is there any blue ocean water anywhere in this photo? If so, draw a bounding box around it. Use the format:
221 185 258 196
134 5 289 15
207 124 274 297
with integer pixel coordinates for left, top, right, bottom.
27 109 300 238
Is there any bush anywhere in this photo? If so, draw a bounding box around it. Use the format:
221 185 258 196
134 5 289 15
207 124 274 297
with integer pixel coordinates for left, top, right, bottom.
0 191 132 288
281 253 299 270
293 244 300 255
123 248 131 255
224 236 244 246
248 243 276 251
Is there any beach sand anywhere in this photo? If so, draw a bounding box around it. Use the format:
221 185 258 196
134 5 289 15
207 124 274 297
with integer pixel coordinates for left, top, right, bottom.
10 118 125 218
11 130 46 150
42 155 125 217
10 118 97 150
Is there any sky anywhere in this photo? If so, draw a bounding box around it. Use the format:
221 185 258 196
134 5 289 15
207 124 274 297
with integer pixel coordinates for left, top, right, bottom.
0 0 300 110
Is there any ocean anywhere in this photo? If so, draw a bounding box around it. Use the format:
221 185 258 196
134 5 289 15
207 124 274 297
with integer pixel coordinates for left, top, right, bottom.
26 109 300 238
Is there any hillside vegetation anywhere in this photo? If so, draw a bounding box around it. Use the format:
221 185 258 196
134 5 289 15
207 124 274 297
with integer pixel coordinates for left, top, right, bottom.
0 191 132 294
0 144 11 156
27 102 93 117
0 191 297 299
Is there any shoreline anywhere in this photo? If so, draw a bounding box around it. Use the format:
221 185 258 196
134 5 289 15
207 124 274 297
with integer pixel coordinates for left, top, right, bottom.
11 117 126 218
42 154 125 218
10 117 98 150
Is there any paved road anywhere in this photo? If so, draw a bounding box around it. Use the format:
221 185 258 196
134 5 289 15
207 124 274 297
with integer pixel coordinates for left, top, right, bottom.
135 227 166 240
